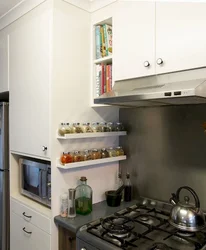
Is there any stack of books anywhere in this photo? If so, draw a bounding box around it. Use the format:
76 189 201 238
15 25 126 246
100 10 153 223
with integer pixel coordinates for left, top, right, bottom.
96 64 112 97
95 24 112 59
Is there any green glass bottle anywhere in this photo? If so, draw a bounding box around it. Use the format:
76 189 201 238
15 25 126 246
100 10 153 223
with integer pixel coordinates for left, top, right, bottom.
75 176 93 215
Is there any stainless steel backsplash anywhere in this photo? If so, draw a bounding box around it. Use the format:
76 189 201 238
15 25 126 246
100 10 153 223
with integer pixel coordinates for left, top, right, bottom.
120 104 206 210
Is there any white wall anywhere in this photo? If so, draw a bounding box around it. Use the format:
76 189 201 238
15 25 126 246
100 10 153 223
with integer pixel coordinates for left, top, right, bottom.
51 1 119 249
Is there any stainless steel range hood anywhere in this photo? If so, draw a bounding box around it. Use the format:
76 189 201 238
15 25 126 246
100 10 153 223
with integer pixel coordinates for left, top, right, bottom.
94 68 206 107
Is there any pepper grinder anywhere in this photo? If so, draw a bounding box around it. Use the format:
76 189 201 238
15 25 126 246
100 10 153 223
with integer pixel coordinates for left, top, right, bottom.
68 188 76 218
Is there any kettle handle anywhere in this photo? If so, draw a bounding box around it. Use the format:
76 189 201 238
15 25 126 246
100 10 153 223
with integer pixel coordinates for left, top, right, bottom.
176 186 200 208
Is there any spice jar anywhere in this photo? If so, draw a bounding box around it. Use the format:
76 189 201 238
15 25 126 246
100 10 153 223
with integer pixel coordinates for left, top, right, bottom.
91 122 101 132
72 123 83 133
58 123 67 136
99 122 107 132
81 123 93 133
60 152 73 164
107 147 116 157
82 150 92 161
60 152 68 164
115 122 124 131
101 148 109 158
106 122 114 132
91 149 101 160
64 123 72 134
73 151 82 162
115 146 124 156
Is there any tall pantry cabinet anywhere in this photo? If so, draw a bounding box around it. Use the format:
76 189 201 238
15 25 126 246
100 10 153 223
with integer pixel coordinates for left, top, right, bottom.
9 2 51 160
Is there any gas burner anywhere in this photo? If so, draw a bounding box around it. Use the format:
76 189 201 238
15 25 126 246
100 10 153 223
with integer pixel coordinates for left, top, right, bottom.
107 231 130 239
101 216 135 236
176 231 195 237
151 242 170 250
139 215 149 222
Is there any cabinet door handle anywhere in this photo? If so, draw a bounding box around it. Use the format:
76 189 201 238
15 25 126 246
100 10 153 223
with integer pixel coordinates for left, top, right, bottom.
42 146 47 151
23 227 32 234
156 58 163 65
81 248 86 250
22 212 32 219
144 61 150 67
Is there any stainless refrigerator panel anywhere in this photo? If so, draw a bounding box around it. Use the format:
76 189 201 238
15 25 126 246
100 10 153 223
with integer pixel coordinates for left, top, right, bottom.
0 103 9 171
0 170 9 250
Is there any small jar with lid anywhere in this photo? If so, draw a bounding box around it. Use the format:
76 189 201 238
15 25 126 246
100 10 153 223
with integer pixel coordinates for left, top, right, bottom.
115 146 124 156
99 122 107 132
114 122 125 131
91 122 101 133
82 150 92 161
72 123 83 133
91 149 101 160
73 151 82 162
58 123 67 136
64 123 72 134
107 147 116 157
81 123 93 133
101 148 109 158
106 122 114 132
60 152 73 164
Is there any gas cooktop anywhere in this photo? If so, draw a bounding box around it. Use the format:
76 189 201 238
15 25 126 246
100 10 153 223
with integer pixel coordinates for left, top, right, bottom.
77 197 206 250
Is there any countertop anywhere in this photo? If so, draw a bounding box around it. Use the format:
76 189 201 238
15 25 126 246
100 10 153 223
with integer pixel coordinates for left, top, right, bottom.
54 200 137 233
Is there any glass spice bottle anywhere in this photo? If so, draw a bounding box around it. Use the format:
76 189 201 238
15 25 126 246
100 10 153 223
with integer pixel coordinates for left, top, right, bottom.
73 151 82 162
91 122 101 132
115 122 125 131
58 123 67 136
101 148 109 158
72 123 83 133
99 122 107 132
81 123 93 133
117 172 124 202
115 146 124 156
60 152 68 165
107 147 116 157
106 122 114 132
64 123 72 134
91 149 101 160
75 177 93 215
82 150 92 161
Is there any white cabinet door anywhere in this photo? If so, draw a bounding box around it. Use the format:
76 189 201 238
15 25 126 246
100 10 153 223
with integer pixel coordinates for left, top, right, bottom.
11 212 51 250
0 34 9 92
156 2 206 74
113 1 155 81
9 8 51 159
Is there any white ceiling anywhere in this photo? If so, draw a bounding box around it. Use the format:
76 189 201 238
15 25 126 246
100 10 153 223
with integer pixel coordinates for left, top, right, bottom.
0 0 23 18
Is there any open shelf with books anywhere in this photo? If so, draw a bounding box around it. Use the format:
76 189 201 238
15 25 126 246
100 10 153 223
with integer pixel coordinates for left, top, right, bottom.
91 17 113 107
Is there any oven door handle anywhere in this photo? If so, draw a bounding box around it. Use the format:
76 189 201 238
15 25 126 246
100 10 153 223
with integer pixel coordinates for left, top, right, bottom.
38 170 42 198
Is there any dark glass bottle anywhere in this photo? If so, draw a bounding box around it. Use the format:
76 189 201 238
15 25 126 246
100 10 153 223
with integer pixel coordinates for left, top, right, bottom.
75 177 92 215
124 173 132 202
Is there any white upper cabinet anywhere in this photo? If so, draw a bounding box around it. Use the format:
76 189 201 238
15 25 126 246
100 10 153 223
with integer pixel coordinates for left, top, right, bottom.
113 1 155 81
156 2 206 74
0 35 9 92
9 7 51 159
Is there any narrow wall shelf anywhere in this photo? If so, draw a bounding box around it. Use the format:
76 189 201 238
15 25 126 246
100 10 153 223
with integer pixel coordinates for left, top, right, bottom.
57 155 127 170
57 131 127 139
94 55 112 64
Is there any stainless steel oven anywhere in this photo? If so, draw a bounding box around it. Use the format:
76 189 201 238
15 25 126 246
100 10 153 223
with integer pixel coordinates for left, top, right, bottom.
20 158 51 207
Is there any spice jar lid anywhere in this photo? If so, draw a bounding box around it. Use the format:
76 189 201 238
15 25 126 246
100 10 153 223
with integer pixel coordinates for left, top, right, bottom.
92 148 98 152
82 122 90 125
74 150 80 154
80 176 87 182
101 148 106 151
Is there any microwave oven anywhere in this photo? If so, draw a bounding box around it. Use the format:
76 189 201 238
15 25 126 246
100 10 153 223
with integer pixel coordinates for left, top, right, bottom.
20 158 51 207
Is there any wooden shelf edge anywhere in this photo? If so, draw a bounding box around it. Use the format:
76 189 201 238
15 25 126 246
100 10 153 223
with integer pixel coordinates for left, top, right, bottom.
57 155 127 170
57 131 127 139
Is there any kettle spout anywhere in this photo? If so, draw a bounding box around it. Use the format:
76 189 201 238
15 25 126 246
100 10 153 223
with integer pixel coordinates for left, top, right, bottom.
170 193 178 205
